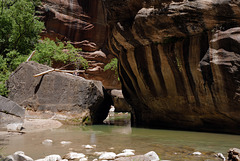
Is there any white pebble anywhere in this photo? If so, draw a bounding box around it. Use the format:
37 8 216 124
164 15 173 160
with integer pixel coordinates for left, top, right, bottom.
92 159 98 161
44 154 62 161
122 149 135 153
14 151 25 155
42 139 53 145
116 151 135 158
99 152 116 160
82 145 94 149
144 151 160 161
193 151 202 155
64 152 85 159
215 153 226 161
79 158 88 161
35 159 45 161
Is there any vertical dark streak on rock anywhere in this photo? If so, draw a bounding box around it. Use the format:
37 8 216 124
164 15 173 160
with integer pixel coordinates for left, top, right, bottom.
183 37 200 106
134 46 157 96
199 50 217 108
119 64 139 126
150 43 168 96
115 22 157 96
200 31 209 61
163 43 189 102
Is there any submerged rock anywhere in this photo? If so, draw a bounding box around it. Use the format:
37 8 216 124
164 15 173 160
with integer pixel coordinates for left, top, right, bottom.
192 152 202 155
7 61 111 124
42 139 53 145
82 144 96 149
60 141 72 145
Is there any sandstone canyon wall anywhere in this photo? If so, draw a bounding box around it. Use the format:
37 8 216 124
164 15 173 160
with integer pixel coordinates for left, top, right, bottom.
105 0 240 133
41 0 240 133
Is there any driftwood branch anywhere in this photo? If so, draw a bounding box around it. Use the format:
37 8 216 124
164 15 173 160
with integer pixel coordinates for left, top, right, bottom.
26 50 36 61
33 69 85 77
33 69 55 77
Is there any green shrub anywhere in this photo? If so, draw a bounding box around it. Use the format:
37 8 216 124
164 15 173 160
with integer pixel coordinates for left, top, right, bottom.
104 58 118 75
33 38 89 70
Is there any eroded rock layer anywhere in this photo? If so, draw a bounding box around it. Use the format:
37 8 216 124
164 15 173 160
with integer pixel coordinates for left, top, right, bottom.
105 0 240 133
40 0 121 89
41 0 106 49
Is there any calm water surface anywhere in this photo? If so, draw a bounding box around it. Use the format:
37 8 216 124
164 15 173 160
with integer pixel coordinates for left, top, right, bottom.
1 118 240 160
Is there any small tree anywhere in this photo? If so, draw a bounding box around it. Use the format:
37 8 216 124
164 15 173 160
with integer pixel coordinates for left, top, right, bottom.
0 0 44 96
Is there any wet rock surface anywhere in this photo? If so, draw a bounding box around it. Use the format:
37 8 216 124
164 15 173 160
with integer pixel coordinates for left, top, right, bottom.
228 148 240 161
7 61 111 124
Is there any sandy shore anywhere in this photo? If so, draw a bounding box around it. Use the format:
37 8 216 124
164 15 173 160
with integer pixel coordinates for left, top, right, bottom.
0 118 62 138
22 119 62 132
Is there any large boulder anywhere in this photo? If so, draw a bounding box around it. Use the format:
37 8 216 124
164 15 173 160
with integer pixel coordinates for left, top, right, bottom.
104 0 240 133
7 61 110 124
0 95 25 129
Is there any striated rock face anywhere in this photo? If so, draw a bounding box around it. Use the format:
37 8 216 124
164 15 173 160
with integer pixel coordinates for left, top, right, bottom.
105 0 240 133
41 0 106 50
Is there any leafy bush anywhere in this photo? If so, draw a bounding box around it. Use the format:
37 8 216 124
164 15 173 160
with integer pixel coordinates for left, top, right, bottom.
104 58 118 76
33 38 89 69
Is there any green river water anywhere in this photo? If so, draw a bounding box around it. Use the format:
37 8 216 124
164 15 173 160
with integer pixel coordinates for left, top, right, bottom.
1 115 240 160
